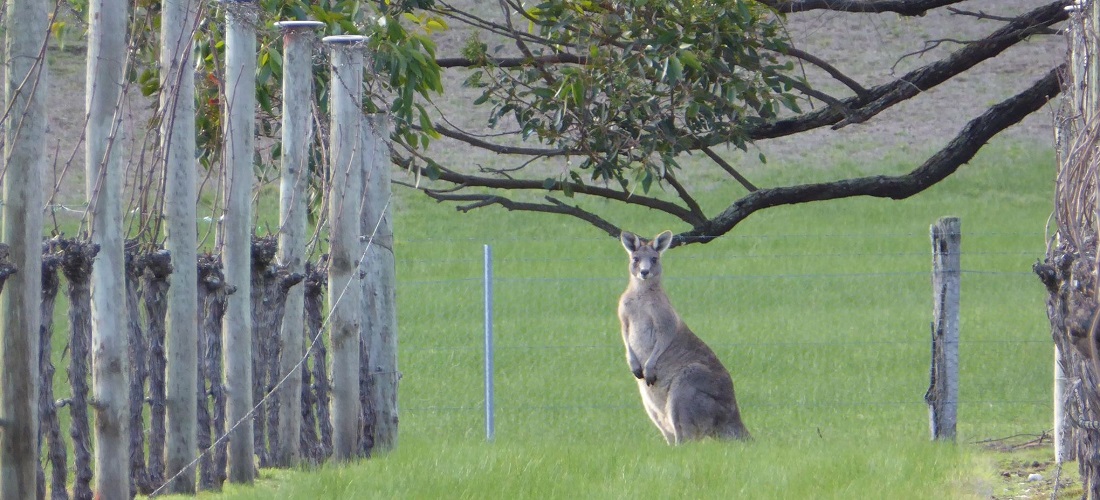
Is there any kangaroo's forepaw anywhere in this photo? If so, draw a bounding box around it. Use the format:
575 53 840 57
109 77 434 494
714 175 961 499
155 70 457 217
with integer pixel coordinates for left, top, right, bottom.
645 372 656 386
632 367 644 379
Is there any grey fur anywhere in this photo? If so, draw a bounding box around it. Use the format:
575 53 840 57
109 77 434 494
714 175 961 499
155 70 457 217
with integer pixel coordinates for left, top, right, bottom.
617 231 750 444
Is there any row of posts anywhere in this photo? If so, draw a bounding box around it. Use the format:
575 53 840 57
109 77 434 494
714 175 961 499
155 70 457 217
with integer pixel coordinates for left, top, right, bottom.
0 0 400 497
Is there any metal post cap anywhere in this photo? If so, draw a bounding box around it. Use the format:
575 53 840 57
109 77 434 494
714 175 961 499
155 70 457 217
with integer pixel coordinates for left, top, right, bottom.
273 20 326 30
322 35 368 45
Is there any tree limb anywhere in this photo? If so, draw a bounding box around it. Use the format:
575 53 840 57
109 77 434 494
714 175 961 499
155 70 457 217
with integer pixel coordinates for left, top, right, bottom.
702 147 759 192
432 124 571 156
728 0 1067 143
422 191 622 237
783 47 870 97
436 52 589 69
761 0 967 15
420 166 705 225
679 64 1063 246
662 169 706 221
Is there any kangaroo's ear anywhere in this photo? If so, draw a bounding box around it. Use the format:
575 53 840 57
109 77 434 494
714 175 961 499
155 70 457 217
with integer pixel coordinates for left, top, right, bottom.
652 231 674 253
620 231 641 253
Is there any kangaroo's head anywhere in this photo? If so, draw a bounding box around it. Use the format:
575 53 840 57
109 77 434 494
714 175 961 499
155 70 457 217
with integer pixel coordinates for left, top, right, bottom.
620 230 674 282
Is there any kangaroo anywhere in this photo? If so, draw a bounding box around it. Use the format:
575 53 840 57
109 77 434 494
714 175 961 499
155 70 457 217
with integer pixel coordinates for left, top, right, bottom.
617 230 750 444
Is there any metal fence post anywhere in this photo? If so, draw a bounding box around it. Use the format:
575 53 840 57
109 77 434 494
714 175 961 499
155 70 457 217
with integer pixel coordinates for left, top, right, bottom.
484 244 495 442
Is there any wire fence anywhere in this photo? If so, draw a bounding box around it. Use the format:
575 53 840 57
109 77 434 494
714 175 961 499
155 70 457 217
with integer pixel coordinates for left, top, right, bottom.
391 231 1054 439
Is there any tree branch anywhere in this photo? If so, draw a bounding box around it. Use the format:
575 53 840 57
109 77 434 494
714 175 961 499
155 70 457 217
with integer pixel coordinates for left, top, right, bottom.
679 64 1063 246
783 47 869 97
662 169 706 221
420 166 705 225
422 191 622 237
432 124 571 156
761 0 967 15
702 147 759 192
728 0 1067 143
436 52 589 69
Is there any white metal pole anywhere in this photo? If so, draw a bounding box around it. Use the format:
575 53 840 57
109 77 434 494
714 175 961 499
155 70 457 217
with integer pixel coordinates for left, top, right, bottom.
1055 345 1069 462
484 244 495 442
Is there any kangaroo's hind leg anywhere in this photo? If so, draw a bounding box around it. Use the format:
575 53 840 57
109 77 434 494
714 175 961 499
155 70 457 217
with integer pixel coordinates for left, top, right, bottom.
666 367 738 444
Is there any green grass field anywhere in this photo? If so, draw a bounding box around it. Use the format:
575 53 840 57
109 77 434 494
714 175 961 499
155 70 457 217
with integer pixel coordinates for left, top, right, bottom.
154 139 1057 499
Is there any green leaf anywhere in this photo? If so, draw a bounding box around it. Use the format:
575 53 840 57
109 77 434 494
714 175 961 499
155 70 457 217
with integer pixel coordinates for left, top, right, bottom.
666 56 683 84
257 89 273 114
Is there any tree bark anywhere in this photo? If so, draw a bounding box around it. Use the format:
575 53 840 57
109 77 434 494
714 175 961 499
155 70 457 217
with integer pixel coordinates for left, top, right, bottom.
197 254 229 491
196 254 226 491
126 245 151 495
37 252 65 500
142 249 172 491
1037 3 1100 497
301 262 330 463
250 236 279 468
60 238 99 500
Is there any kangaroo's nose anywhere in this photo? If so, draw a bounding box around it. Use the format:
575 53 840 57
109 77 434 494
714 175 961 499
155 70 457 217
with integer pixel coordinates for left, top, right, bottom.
638 269 649 278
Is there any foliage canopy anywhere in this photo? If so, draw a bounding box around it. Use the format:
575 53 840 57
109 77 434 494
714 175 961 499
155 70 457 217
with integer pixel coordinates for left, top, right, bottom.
67 0 1066 245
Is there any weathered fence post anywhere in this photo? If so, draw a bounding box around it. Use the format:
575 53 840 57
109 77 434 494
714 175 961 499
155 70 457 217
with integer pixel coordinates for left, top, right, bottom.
324 34 367 462
85 0 130 495
222 0 258 484
0 0 47 494
161 0 201 491
926 217 960 441
273 18 324 469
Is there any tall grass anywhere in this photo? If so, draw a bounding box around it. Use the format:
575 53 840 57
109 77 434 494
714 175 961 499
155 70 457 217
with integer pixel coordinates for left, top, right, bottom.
161 139 1055 499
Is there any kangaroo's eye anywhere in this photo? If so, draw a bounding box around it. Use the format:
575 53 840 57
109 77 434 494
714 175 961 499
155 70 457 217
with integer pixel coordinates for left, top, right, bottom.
650 258 658 265
632 257 639 263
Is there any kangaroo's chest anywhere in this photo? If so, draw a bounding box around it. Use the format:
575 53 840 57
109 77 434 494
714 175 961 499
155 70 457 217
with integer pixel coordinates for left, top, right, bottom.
619 294 678 353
